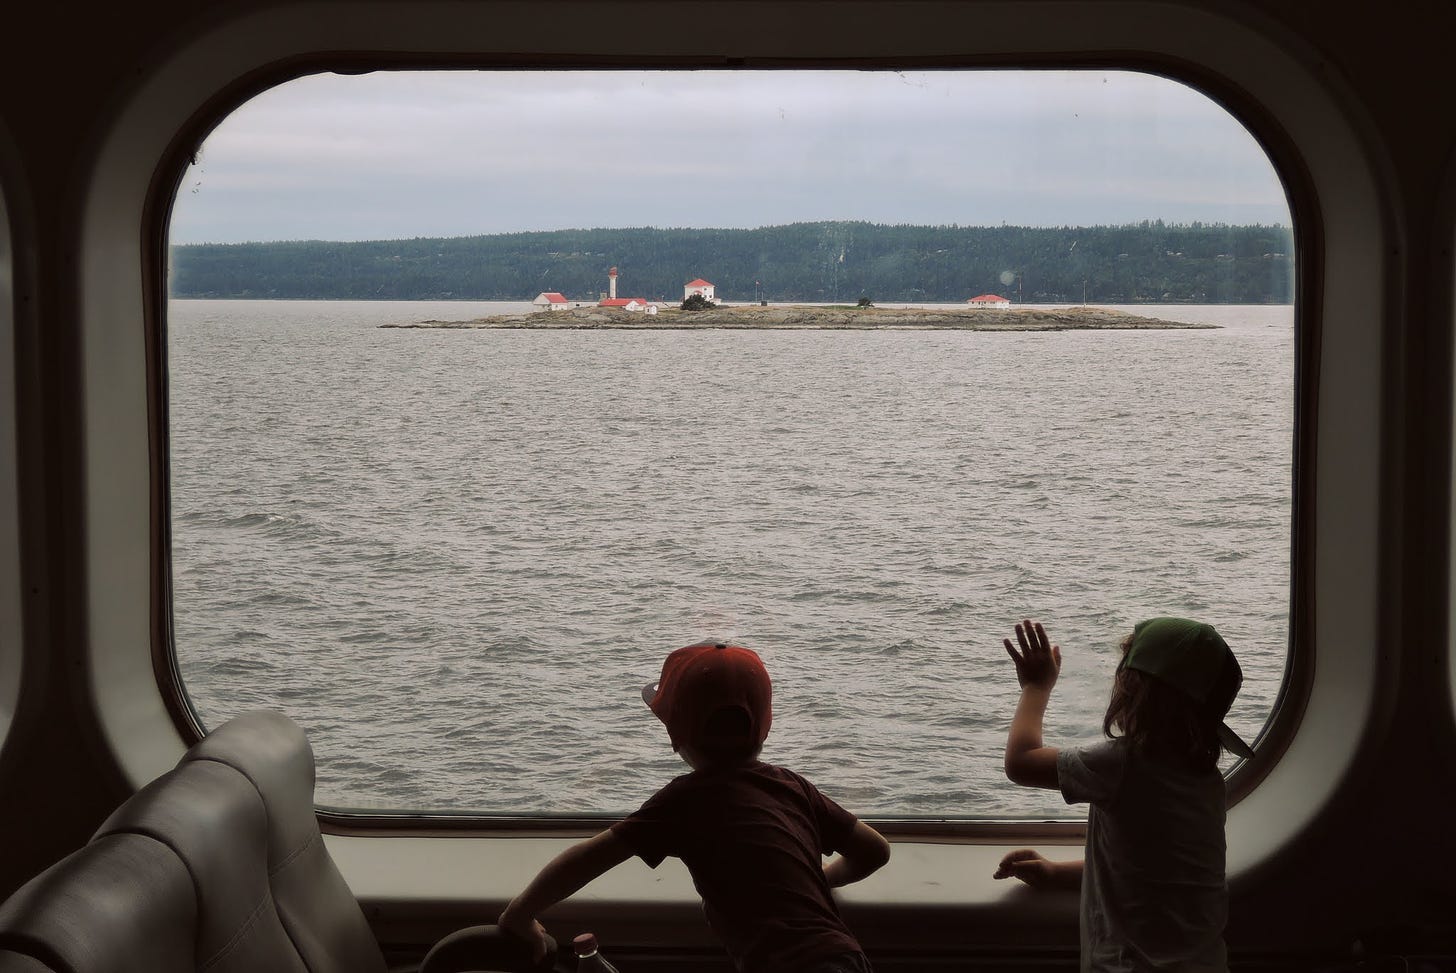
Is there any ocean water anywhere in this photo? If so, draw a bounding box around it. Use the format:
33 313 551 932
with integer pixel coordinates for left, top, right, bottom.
168 300 1293 818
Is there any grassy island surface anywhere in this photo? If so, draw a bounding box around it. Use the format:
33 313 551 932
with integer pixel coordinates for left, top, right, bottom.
382 304 1216 331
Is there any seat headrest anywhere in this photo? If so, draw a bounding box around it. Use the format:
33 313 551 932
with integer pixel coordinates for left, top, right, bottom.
94 759 308 973
182 711 318 870
181 711 387 973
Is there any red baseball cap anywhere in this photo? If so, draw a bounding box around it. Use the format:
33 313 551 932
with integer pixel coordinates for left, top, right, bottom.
641 642 773 750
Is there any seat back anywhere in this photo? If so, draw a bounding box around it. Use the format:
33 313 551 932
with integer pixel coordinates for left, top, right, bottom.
184 711 387 973
0 712 385 973
0 951 58 972
0 833 196 973
94 759 309 973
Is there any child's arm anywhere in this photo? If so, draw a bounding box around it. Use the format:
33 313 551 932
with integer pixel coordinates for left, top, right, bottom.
993 849 1082 891
498 829 634 960
1003 618 1063 790
823 820 892 888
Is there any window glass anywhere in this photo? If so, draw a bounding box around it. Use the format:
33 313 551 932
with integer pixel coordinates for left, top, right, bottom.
167 70 1293 817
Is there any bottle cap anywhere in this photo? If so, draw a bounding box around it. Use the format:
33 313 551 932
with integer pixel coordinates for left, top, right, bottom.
573 933 599 956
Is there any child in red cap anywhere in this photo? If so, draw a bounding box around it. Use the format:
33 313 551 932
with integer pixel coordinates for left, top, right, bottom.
499 641 891 973
993 617 1256 972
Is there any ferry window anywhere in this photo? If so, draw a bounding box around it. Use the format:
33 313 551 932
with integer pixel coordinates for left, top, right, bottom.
166 69 1294 818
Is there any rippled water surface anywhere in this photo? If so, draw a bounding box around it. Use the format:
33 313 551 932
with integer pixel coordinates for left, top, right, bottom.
169 300 1293 818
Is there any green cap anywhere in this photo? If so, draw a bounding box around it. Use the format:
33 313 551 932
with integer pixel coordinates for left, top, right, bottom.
1120 617 1256 759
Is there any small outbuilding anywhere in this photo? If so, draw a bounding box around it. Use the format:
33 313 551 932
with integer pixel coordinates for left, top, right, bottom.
599 297 653 312
533 292 570 311
967 294 1012 308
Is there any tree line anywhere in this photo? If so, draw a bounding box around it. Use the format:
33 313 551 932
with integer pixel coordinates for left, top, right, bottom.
169 220 1295 304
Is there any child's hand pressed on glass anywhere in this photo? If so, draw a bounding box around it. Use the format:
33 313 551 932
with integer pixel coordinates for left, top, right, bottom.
1001 619 1064 789
993 848 1082 891
1004 619 1062 691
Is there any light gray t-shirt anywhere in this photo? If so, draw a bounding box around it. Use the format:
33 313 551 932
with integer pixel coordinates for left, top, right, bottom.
1058 740 1229 973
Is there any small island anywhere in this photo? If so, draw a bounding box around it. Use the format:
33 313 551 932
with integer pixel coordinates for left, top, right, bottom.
381 304 1216 331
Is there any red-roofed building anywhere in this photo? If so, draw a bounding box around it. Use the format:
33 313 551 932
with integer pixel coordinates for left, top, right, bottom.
967 294 1012 308
683 278 718 303
598 297 656 313
532 291 570 311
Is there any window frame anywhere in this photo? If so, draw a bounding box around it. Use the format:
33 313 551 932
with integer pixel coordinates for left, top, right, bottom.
148 54 1313 837
71 3 1389 888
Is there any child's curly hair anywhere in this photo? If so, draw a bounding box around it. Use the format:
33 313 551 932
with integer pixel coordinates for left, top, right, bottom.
1103 634 1223 773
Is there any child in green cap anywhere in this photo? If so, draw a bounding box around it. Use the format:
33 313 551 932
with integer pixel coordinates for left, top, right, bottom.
993 617 1256 972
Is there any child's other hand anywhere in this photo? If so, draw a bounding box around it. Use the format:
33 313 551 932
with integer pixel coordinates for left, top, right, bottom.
1004 619 1061 691
993 848 1059 889
497 906 550 964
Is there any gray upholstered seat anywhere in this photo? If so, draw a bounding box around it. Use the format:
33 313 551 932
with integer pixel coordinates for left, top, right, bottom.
0 832 196 973
0 712 388 973
183 711 388 973
93 759 309 973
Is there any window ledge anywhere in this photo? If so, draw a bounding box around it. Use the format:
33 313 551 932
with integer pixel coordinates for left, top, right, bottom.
334 833 1083 951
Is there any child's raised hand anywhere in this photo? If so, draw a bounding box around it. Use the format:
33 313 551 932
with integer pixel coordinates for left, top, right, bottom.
1004 619 1061 691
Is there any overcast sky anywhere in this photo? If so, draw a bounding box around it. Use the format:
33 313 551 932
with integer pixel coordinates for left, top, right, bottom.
168 70 1291 245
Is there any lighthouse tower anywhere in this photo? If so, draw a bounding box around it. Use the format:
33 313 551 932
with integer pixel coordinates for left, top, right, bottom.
608 266 618 300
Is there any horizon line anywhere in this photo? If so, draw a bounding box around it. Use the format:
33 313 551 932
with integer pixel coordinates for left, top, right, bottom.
171 219 1297 248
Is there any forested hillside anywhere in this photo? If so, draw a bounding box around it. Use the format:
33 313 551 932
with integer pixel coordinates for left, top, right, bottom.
169 221 1295 303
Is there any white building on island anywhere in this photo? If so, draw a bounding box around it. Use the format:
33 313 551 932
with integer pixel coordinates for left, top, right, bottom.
967 293 1012 308
598 297 656 313
532 292 570 311
684 278 718 303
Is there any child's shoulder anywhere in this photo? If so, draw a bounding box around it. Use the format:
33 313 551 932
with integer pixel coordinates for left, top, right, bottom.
679 760 821 795
1062 737 1129 766
746 760 818 788
752 763 850 811
1056 738 1141 809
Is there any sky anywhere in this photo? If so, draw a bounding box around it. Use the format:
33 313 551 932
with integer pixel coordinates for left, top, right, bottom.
168 69 1292 245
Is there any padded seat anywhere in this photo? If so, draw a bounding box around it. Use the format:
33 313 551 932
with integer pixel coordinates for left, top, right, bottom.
182 711 387 973
0 952 57 972
0 712 390 973
0 832 196 973
93 759 308 973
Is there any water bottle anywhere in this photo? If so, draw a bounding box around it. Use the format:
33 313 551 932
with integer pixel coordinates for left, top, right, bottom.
572 932 621 973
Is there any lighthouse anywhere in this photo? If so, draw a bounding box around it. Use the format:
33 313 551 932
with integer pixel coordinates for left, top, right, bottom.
596 265 652 311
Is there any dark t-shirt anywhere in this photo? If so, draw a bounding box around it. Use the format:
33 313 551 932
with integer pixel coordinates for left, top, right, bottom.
611 761 864 973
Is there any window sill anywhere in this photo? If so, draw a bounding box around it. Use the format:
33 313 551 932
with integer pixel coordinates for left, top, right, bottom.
333 833 1084 953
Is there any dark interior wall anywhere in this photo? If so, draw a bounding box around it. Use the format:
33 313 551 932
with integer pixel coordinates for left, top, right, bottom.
0 0 304 898
1249 0 1456 953
0 0 228 897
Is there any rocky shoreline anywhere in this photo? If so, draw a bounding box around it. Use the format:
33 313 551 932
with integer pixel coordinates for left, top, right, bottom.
381 304 1217 331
